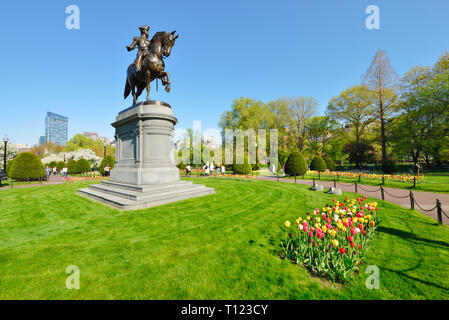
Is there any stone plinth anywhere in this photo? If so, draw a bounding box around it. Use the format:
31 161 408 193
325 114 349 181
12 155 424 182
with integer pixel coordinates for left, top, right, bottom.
78 101 214 210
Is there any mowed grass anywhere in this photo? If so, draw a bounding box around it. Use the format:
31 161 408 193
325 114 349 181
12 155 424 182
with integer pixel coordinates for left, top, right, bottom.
285 172 449 194
0 178 449 299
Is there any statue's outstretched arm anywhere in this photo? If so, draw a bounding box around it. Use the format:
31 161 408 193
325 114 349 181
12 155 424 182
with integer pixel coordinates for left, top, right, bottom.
126 37 138 51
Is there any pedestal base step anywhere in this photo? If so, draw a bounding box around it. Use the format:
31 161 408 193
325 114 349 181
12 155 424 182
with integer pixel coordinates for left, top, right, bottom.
77 180 215 210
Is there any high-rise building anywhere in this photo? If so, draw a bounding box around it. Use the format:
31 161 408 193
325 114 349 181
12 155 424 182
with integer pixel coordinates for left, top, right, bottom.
83 132 99 140
39 136 46 145
45 112 68 146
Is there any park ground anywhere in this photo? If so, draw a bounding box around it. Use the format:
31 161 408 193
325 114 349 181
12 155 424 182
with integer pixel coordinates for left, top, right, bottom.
1 178 449 299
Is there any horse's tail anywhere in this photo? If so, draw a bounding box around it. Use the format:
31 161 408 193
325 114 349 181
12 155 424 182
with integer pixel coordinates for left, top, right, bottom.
124 76 131 99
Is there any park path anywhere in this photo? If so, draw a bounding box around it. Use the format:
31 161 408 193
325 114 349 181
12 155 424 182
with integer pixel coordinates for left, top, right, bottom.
254 176 449 226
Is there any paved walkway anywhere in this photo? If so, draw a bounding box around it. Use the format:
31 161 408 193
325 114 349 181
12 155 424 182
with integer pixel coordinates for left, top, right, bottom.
255 176 449 226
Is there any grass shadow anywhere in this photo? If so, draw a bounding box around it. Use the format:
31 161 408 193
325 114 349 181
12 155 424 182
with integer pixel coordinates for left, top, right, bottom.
377 226 449 249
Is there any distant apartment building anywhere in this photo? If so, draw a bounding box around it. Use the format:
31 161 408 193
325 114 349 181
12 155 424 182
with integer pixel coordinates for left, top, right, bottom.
83 131 111 145
45 112 68 146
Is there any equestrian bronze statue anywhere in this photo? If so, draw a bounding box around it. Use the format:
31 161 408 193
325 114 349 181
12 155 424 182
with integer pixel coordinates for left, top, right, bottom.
124 26 179 105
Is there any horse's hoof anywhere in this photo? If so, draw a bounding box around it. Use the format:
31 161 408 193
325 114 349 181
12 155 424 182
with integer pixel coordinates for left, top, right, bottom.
165 86 170 93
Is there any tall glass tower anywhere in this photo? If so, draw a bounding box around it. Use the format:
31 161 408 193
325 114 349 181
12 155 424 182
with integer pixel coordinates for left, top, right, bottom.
45 112 68 146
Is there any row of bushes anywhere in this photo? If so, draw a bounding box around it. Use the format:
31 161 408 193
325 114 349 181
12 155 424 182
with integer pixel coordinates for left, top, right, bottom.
4 153 116 181
285 152 336 177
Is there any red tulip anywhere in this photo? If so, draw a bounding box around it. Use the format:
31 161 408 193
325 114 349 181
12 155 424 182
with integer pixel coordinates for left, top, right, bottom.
339 248 346 254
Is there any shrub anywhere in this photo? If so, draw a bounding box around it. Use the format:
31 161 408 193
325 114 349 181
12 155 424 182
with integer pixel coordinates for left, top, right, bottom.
6 159 14 177
99 155 115 175
177 161 186 170
67 160 78 174
310 156 327 172
251 162 260 171
76 158 91 173
233 156 252 175
49 161 58 168
9 152 45 181
56 161 66 171
382 160 397 174
325 158 336 171
285 150 308 177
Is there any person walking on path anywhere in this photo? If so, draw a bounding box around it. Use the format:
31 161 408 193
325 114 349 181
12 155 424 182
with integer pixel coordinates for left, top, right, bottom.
210 163 214 175
52 167 57 176
104 165 110 177
221 164 225 174
186 164 191 176
45 166 51 180
62 166 68 177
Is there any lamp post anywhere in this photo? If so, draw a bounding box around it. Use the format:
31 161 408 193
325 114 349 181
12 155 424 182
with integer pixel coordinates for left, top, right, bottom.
3 135 8 174
104 141 107 158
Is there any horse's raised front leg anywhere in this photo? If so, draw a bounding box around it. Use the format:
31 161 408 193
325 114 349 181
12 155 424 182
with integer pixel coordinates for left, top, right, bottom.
163 71 171 93
145 70 151 101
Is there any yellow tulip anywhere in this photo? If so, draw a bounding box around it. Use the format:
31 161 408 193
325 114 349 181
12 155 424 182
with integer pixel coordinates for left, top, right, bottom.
285 221 291 228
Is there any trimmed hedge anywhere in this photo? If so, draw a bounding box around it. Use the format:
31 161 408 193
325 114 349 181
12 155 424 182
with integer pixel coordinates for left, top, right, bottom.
325 158 336 171
177 161 186 170
49 161 58 168
6 159 14 177
310 156 327 172
285 150 308 177
9 152 45 181
99 155 115 175
382 159 397 174
233 156 252 175
76 158 91 173
67 160 78 174
56 161 66 171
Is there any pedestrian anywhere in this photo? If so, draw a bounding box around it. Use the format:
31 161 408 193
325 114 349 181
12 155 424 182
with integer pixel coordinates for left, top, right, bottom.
216 164 220 174
45 166 51 180
63 166 68 177
186 164 191 176
210 162 214 175
53 167 57 176
104 165 110 177
221 164 225 174
204 162 210 175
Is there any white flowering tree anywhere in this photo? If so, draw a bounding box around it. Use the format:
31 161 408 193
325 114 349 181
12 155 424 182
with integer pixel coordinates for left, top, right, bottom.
42 148 103 169
0 143 19 164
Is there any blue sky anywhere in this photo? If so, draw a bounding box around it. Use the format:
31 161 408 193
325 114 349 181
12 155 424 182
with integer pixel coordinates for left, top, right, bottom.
0 0 448 146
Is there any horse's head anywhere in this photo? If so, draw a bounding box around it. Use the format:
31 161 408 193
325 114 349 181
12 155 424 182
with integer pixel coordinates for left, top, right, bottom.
162 30 179 57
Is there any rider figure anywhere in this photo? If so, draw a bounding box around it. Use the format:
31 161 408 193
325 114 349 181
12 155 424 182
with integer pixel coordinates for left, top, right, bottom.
126 25 151 72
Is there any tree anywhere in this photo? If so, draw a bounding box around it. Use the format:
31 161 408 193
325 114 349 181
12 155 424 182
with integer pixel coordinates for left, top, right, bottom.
310 156 327 172
284 96 318 151
6 159 14 177
76 158 91 173
344 140 377 166
363 50 399 166
9 152 45 181
0 142 18 165
56 161 66 171
327 85 376 168
284 149 308 177
305 116 338 157
99 155 115 175
233 155 252 175
66 134 105 157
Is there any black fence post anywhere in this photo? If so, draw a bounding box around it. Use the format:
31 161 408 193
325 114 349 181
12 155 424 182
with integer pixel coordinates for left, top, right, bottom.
313 178 315 187
410 191 414 210
11 179 13 189
358 173 361 183
277 174 279 182
436 199 443 225
337 174 340 181
294 175 297 183
382 175 385 185
334 179 336 188
380 186 385 200
355 182 358 193
413 176 416 188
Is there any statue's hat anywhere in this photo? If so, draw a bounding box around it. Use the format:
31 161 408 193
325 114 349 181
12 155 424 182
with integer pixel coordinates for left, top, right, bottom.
139 25 149 32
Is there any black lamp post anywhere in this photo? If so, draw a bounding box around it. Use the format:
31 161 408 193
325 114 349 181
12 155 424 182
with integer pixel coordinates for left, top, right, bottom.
104 141 107 158
3 135 8 174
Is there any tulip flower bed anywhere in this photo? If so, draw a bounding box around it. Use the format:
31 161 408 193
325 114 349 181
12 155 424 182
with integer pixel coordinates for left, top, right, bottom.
281 196 379 283
313 170 424 184
63 176 109 184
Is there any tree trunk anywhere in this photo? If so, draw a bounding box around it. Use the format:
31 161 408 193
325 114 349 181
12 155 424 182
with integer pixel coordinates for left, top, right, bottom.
379 91 387 165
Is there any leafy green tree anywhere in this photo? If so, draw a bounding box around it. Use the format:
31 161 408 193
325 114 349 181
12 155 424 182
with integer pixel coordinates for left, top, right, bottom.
49 161 58 168
284 97 318 151
9 152 45 181
99 155 115 175
305 116 339 156
76 158 91 173
310 156 327 172
284 149 308 177
6 159 14 177
327 85 376 168
233 155 252 175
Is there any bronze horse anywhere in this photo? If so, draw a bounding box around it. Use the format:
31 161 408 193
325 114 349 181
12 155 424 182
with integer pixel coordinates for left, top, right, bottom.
124 31 179 104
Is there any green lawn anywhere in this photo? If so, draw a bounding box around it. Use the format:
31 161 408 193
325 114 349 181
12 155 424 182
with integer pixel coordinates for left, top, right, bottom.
284 172 449 194
0 178 448 299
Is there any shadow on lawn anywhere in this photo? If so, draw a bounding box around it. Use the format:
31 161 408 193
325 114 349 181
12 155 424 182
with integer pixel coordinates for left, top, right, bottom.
377 226 449 249
381 265 449 292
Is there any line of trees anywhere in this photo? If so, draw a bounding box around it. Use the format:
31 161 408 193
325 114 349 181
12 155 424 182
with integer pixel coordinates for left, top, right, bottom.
218 50 449 171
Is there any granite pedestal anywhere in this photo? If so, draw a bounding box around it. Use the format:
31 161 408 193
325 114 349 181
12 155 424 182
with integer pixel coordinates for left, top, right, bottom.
78 101 214 210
